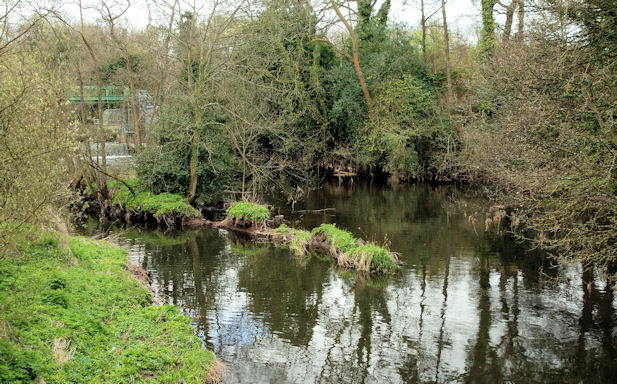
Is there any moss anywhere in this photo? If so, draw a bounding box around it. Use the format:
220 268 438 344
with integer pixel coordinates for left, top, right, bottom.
109 179 200 219
0 234 217 383
226 201 270 224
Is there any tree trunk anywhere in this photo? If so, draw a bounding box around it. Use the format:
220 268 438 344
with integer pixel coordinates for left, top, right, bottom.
152 0 178 121
516 0 525 40
96 73 106 173
187 110 201 201
421 0 427 61
353 50 372 111
329 0 372 111
126 57 141 151
77 68 92 160
441 0 453 102
480 0 496 56
503 1 517 42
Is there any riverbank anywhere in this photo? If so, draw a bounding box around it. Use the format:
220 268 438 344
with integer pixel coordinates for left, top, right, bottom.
76 179 202 228
0 233 221 383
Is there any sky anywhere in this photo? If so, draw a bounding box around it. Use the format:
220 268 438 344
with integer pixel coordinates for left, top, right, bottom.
59 0 479 40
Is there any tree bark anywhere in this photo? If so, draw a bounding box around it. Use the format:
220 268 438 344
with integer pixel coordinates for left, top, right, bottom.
503 1 517 42
125 57 141 151
516 0 524 40
187 109 202 201
441 0 453 102
421 0 427 61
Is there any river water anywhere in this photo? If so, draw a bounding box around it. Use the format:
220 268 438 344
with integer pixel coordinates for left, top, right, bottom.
93 181 617 383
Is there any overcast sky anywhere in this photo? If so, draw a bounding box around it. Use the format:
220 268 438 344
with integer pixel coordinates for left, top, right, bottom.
60 0 479 41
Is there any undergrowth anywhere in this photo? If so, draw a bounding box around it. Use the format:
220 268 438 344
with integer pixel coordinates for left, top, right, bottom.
0 233 218 383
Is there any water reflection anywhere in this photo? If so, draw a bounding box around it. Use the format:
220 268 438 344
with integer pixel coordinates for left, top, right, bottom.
109 181 616 383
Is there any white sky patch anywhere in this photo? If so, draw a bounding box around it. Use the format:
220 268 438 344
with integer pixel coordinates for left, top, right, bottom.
58 0 480 38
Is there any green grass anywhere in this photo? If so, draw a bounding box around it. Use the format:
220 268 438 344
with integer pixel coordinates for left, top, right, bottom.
310 223 399 273
109 179 200 219
289 229 312 256
0 233 218 383
350 243 399 273
273 224 312 256
273 223 291 235
226 201 270 224
311 224 358 253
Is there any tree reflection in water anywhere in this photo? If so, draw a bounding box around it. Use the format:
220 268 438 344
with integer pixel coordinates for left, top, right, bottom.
109 181 617 383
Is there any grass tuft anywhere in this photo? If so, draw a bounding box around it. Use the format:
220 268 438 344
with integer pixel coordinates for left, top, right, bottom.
289 229 312 256
310 223 399 273
226 201 270 224
311 224 358 253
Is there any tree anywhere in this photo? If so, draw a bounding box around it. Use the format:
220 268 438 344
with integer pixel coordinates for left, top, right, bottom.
460 0 617 269
440 0 453 102
479 0 496 56
0 14 77 248
327 0 373 111
415 0 441 61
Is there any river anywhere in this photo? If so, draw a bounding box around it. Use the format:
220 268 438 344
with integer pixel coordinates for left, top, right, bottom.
87 181 617 383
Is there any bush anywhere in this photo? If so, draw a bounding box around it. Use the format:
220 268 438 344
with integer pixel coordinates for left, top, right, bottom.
354 74 451 179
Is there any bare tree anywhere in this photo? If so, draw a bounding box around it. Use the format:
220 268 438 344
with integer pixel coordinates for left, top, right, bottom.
440 0 453 102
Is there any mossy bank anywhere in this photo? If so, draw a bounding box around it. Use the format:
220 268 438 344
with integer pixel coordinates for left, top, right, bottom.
78 179 202 228
0 233 220 383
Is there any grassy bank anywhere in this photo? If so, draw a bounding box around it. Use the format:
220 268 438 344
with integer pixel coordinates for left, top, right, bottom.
0 233 219 383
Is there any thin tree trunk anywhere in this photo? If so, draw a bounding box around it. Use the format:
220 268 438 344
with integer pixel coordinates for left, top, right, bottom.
126 57 141 151
187 110 201 201
96 73 106 173
441 0 453 102
152 0 178 121
503 1 516 42
421 0 427 61
77 67 92 161
516 0 524 40
330 0 372 111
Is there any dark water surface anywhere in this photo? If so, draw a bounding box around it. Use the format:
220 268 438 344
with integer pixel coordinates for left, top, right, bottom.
102 182 617 383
